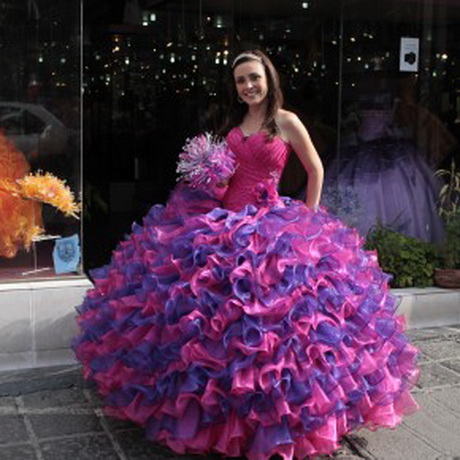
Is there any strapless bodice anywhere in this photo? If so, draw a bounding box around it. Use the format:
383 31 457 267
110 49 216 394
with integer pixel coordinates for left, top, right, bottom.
223 127 291 211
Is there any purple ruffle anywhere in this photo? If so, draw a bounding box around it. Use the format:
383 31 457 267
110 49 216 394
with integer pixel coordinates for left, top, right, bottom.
73 182 419 460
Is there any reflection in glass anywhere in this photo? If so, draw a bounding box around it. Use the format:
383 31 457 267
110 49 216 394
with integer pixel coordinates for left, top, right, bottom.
82 0 341 269
322 0 460 243
0 0 82 281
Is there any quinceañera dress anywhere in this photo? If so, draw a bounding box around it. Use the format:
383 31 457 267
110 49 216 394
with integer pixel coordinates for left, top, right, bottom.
73 127 419 459
322 109 443 243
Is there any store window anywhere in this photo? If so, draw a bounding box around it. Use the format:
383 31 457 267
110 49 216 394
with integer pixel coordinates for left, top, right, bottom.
82 0 342 269
323 0 460 244
0 0 82 280
82 0 459 270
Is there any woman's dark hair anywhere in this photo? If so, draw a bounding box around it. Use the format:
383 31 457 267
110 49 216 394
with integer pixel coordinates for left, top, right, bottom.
220 49 284 139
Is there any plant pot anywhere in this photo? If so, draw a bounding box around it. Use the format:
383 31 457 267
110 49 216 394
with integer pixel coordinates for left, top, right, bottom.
434 268 460 289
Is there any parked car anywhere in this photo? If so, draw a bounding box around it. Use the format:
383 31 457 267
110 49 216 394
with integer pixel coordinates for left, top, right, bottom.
0 102 68 158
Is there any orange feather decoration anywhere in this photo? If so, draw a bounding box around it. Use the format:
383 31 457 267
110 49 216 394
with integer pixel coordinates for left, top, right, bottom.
0 133 43 258
0 131 80 258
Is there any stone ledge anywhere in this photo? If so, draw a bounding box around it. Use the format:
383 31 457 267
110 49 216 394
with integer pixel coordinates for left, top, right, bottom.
0 278 92 371
0 277 91 292
0 282 458 371
395 287 460 329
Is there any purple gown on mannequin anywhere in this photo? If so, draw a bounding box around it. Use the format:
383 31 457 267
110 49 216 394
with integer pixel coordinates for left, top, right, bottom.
73 127 419 460
322 109 444 242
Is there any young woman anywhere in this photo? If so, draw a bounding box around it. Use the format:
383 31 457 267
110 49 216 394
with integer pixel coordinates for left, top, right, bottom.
74 49 419 459
222 50 323 211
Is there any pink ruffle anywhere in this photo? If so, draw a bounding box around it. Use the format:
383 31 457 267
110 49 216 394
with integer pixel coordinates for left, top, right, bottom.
74 184 419 459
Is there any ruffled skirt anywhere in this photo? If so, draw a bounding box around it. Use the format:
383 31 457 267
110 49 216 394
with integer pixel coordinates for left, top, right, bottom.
73 184 419 459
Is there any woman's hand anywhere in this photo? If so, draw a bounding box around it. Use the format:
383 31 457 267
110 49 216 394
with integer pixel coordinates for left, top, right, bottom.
216 180 229 188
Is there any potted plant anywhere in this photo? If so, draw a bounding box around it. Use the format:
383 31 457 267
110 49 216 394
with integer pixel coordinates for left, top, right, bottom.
434 159 460 288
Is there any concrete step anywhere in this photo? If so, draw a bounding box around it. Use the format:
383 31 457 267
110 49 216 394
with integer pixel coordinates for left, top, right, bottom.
396 287 460 329
0 279 459 371
0 278 91 371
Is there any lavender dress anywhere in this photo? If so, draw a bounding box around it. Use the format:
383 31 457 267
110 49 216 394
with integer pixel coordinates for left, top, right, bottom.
322 109 443 242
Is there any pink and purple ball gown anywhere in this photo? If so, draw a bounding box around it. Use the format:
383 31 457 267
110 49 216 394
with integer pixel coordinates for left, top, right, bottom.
73 127 419 459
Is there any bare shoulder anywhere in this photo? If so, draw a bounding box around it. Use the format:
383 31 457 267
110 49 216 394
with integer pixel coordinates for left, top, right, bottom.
275 109 307 142
275 109 301 130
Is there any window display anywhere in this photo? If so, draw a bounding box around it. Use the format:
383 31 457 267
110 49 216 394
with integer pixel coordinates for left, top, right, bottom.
322 100 445 242
0 0 82 281
321 0 460 243
81 0 459 271
2 0 456 280
82 0 342 269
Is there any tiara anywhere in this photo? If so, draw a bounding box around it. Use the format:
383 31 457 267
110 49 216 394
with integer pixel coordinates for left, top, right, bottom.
232 52 263 68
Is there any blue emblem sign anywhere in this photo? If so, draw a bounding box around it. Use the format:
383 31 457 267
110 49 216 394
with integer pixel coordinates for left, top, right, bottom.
53 234 81 274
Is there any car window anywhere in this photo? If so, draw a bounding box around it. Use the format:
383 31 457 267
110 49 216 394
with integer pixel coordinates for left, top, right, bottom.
0 108 46 135
0 107 21 135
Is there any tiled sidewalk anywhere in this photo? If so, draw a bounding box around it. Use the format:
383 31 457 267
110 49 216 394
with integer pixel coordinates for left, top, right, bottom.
1 326 460 459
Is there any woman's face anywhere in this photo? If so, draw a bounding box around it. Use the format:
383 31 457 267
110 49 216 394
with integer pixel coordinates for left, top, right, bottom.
233 60 268 107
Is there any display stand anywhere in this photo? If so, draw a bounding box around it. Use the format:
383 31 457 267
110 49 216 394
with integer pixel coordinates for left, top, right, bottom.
21 234 61 276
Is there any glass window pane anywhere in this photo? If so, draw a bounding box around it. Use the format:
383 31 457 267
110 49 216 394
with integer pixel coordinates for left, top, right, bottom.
0 0 82 281
323 0 460 245
82 0 342 269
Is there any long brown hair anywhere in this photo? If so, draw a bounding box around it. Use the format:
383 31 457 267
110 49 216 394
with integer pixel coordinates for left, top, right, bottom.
220 49 284 139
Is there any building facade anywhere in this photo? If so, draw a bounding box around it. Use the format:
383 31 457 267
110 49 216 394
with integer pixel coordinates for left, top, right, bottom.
0 0 459 366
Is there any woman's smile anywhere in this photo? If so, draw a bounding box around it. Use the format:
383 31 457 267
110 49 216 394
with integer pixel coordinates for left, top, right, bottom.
234 61 268 105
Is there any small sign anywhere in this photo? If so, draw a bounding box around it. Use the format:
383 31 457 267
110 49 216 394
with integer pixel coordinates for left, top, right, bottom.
53 234 81 274
400 37 419 72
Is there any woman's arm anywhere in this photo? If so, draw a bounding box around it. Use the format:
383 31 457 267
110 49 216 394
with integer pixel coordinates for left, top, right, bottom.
278 111 324 209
